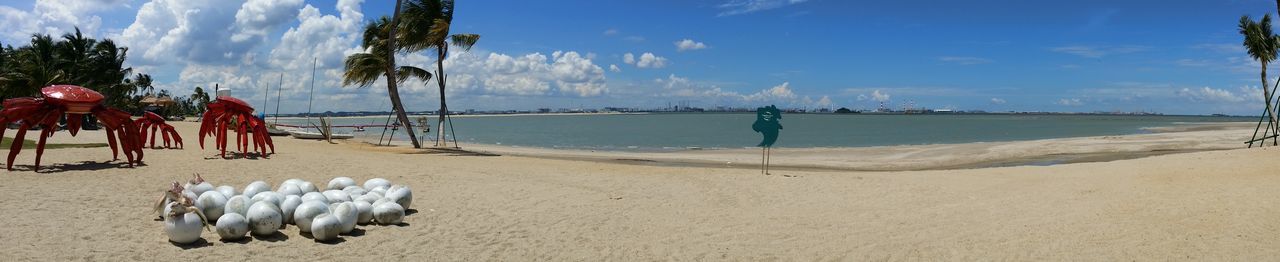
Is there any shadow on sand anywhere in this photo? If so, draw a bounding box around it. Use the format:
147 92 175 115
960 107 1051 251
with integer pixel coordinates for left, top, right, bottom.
14 160 139 173
171 239 212 249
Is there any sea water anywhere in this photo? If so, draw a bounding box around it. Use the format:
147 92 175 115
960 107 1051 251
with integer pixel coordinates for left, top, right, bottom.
273 113 1250 151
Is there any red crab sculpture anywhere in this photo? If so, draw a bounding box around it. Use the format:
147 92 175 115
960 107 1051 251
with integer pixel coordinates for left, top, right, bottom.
0 85 144 171
199 96 274 158
134 111 183 149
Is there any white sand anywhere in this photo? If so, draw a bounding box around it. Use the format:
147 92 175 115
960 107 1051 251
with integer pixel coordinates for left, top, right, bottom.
0 121 1277 260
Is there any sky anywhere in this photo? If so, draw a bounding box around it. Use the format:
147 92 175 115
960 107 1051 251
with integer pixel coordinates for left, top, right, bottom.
0 0 1276 115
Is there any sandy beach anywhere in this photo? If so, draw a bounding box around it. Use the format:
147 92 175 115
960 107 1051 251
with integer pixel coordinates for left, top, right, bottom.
1 121 1278 260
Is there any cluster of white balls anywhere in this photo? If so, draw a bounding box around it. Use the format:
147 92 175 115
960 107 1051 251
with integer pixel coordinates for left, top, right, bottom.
163 177 413 243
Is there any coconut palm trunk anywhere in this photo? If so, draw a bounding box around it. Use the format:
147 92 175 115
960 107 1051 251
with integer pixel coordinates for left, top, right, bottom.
435 45 450 147
385 0 423 148
1264 62 1279 138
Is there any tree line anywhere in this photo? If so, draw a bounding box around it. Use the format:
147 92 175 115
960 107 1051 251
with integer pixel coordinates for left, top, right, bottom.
0 28 208 118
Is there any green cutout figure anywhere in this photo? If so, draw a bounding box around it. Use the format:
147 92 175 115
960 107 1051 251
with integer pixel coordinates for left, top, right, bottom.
752 105 782 175
753 105 782 147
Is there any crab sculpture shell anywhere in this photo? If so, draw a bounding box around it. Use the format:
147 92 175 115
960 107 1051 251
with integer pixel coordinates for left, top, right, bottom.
199 96 274 158
0 85 144 171
134 111 183 149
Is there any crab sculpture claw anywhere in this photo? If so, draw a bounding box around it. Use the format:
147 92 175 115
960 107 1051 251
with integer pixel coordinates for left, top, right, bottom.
134 111 183 149
0 85 144 171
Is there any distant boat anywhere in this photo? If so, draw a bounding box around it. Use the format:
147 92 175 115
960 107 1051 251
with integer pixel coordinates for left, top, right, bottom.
288 130 354 140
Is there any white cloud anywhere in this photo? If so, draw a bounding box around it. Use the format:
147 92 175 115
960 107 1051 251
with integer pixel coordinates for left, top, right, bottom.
990 98 1006 104
717 0 810 16
231 0 304 43
674 39 708 51
603 28 618 36
0 0 136 44
816 95 832 106
118 0 260 65
431 50 608 97
862 89 891 102
745 82 797 101
268 0 365 72
1056 98 1083 106
1051 45 1147 58
1177 86 1249 103
609 64 621 72
938 56 992 65
623 53 635 64
635 52 668 68
649 74 821 107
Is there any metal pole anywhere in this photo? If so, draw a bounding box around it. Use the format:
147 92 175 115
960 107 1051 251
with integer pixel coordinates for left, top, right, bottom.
274 73 283 124
305 57 317 127
262 76 269 117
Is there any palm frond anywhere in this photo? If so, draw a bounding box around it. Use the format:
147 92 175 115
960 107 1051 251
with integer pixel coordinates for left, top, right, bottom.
1240 14 1279 63
396 66 432 84
342 53 387 88
449 34 480 51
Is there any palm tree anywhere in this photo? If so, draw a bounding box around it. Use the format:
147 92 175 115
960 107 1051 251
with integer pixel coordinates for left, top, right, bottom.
54 28 97 85
89 40 135 109
341 3 433 148
1241 14 1280 143
399 0 480 146
2 34 63 99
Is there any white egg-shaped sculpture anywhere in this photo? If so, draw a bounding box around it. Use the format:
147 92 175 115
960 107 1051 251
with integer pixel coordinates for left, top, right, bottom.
385 185 413 210
251 191 284 208
279 195 302 224
322 190 351 203
277 183 302 197
353 201 374 225
330 202 358 234
301 192 328 204
215 213 249 241
189 182 215 196
343 186 367 198
369 186 388 197
293 201 330 233
310 213 342 241
298 181 318 194
181 190 198 203
215 185 237 198
372 197 390 208
163 203 205 244
242 181 271 199
196 191 228 222
224 195 254 217
281 178 305 188
327 177 356 191
246 202 282 236
372 202 405 225
363 178 391 191
355 193 381 205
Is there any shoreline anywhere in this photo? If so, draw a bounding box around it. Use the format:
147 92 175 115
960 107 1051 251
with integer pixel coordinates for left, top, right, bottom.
350 122 1256 171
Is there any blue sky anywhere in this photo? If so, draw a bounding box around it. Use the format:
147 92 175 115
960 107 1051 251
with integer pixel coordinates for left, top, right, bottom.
0 0 1275 115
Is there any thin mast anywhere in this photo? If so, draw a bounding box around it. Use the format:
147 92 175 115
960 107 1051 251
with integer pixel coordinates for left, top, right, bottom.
274 73 283 123
262 75 270 118
305 57 317 125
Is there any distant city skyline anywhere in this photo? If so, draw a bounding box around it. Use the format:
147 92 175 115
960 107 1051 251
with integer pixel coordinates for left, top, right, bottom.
0 0 1276 115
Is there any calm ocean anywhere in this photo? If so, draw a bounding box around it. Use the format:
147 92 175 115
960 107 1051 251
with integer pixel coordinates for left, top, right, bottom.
274 113 1251 151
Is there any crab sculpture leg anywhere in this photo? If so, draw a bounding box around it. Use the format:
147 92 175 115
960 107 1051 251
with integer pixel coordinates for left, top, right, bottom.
198 96 274 158
0 85 144 171
134 112 183 149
